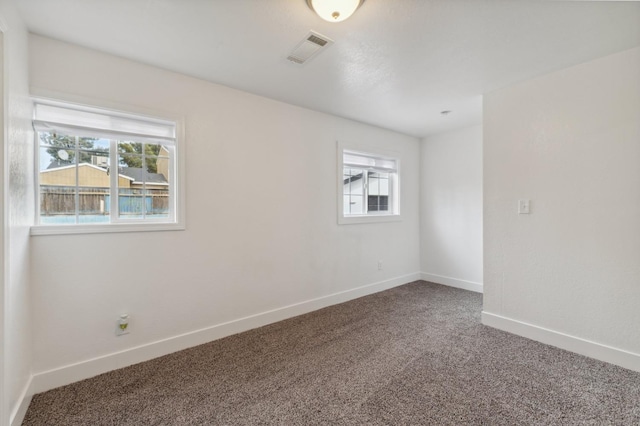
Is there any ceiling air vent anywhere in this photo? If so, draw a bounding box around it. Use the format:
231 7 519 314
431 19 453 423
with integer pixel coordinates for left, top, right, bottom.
287 31 334 65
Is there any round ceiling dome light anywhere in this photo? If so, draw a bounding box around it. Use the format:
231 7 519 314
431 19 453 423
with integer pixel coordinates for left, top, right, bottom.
306 0 365 23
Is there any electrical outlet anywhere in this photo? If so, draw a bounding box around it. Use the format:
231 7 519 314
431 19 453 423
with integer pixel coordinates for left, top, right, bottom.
116 314 130 336
377 261 383 271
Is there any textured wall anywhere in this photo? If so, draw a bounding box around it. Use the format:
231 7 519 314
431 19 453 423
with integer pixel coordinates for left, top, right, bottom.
420 125 483 286
484 47 640 354
28 35 421 374
0 0 35 423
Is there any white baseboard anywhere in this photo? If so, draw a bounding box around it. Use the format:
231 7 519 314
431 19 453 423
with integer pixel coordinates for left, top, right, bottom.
10 375 33 426
482 311 640 373
32 272 421 395
420 272 483 293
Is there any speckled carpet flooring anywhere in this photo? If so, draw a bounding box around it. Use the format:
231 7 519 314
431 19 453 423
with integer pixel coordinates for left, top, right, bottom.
24 281 640 425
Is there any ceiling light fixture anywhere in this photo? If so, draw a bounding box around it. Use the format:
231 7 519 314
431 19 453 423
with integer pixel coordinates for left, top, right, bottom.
306 0 365 23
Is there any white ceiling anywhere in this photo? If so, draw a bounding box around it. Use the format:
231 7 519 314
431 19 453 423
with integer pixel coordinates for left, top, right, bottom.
16 0 640 138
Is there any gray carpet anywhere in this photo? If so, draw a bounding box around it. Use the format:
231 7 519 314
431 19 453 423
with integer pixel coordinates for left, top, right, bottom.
23 281 640 425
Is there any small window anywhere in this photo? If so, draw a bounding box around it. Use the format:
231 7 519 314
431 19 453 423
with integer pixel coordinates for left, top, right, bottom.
32 100 183 234
339 146 400 224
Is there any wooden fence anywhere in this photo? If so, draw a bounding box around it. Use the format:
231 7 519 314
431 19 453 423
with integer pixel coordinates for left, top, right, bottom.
40 186 169 216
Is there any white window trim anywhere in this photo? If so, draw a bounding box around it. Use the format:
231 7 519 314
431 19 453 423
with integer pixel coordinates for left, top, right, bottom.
30 96 186 236
337 141 401 225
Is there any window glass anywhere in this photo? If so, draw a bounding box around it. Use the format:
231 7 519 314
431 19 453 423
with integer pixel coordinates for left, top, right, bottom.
34 101 178 229
343 168 365 215
340 149 398 221
116 142 170 220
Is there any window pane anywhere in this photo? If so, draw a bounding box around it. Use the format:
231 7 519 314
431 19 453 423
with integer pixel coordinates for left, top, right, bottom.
80 150 110 169
347 195 364 215
41 135 104 163
119 153 142 170
368 195 378 212
344 169 364 196
38 131 75 148
145 151 171 218
77 136 104 154
143 143 164 157
40 186 77 224
40 143 74 170
78 150 110 185
145 188 169 218
61 141 112 223
379 195 389 211
156 145 171 158
156 148 171 216
352 178 364 197
118 141 144 155
119 188 144 219
78 187 110 223
379 178 389 196
35 102 177 229
117 144 170 219
343 167 366 216
155 156 170 183
144 155 160 175
118 151 168 184
343 195 351 215
118 141 168 157
341 149 397 220
40 146 74 171
77 138 110 168
368 195 389 212
39 146 78 224
343 171 351 194
369 174 379 195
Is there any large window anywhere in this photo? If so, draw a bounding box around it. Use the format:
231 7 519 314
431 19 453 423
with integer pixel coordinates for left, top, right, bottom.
339 146 400 224
33 100 182 234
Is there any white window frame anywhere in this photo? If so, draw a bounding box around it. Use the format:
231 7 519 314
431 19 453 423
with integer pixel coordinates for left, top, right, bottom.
31 97 186 236
337 141 401 225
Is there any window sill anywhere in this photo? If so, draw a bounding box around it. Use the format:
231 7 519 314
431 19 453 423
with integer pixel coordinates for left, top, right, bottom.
338 214 402 225
30 222 185 236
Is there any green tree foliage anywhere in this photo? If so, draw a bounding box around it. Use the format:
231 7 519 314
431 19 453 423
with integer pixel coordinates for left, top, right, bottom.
118 142 160 173
42 133 163 174
42 133 102 165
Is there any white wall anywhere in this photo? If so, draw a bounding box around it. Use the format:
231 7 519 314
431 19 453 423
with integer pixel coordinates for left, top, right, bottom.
420 125 483 292
483 47 640 370
28 35 420 388
0 1 34 425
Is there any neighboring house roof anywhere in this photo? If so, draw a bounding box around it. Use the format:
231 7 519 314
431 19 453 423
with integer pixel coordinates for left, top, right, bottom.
119 167 168 185
42 162 136 181
344 174 363 185
43 162 168 185
46 159 74 170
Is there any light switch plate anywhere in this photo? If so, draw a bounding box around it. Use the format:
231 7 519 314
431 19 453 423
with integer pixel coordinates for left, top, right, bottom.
518 199 530 214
